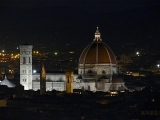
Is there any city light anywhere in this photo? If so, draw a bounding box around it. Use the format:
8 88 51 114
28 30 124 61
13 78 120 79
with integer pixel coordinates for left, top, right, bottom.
9 70 14 74
69 51 74 54
33 70 37 73
136 52 139 55
136 52 140 56
33 51 39 55
54 52 57 55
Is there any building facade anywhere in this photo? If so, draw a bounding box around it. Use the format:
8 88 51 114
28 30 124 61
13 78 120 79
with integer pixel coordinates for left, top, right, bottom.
77 27 123 92
19 28 126 92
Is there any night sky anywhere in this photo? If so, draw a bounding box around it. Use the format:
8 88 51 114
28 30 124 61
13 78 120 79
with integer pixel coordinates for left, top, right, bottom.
0 0 160 54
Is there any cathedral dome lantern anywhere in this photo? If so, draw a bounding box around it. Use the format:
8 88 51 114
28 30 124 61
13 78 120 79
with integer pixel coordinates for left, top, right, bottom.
94 27 102 42
79 27 116 65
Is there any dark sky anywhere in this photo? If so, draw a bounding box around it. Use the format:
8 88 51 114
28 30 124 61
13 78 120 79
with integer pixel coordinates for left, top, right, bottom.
0 0 160 54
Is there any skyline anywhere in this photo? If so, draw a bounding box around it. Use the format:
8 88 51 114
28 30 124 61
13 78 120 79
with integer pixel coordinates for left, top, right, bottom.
0 0 160 54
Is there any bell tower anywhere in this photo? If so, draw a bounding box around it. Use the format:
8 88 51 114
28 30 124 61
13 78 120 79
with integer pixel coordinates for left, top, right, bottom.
19 44 33 90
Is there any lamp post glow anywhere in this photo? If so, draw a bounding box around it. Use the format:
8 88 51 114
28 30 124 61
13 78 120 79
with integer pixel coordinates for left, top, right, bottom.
33 70 37 73
136 52 139 55
136 52 139 56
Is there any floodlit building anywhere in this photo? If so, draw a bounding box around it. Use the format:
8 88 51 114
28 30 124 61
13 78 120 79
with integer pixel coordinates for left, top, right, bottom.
19 44 33 90
0 75 15 88
76 27 126 92
19 27 126 92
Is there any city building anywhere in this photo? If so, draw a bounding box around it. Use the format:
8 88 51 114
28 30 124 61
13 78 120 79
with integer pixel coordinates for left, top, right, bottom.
19 44 33 90
77 27 126 91
19 27 126 92
0 75 15 88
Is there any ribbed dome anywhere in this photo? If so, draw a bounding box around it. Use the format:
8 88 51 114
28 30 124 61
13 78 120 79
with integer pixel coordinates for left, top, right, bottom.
79 27 116 64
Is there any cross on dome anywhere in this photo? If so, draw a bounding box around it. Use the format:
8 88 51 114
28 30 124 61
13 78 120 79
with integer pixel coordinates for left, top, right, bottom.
94 27 102 42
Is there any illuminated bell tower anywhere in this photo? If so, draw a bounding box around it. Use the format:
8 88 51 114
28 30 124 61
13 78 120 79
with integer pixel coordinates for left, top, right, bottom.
40 62 46 95
19 44 33 90
66 71 73 93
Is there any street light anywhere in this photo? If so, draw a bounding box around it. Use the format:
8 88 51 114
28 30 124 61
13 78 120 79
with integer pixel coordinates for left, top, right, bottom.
136 52 139 55
33 70 37 73
54 52 57 55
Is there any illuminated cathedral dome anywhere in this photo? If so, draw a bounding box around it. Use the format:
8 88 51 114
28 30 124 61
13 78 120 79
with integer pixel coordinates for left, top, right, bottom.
77 27 119 92
79 27 116 64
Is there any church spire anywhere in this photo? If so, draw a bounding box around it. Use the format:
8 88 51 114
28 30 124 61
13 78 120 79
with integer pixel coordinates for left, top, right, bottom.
93 27 102 42
40 62 46 95
4 70 7 79
41 62 46 77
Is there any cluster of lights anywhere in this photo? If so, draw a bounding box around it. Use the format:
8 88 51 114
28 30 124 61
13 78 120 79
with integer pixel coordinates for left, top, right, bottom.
0 53 6 56
110 91 118 96
33 51 39 54
0 53 19 62
11 54 20 59
126 71 133 75
9 69 14 74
